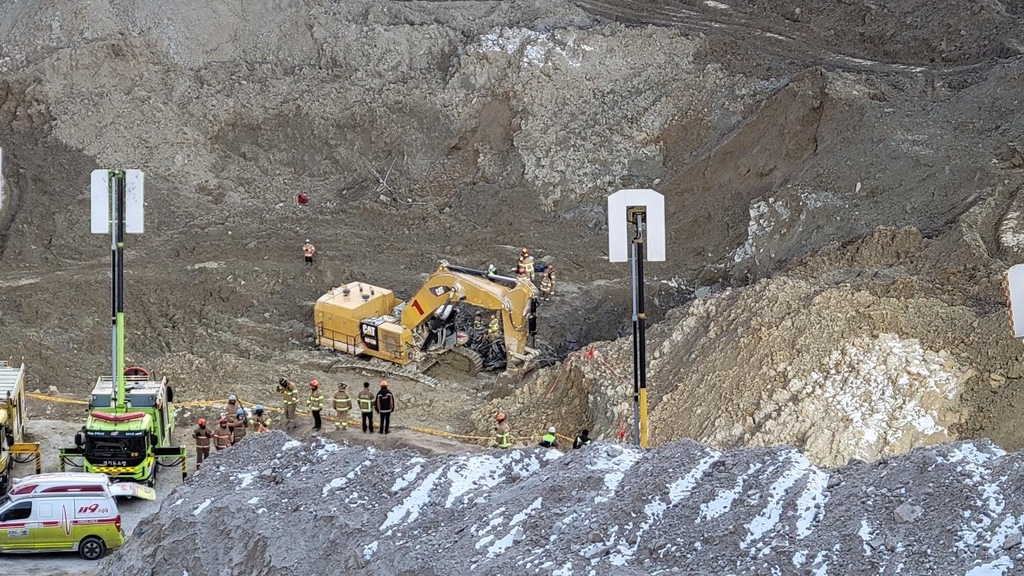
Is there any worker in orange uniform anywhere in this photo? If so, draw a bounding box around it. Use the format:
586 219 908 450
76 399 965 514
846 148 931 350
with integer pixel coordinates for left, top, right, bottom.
307 379 325 431
333 382 352 430
358 382 375 433
193 418 213 469
375 381 395 435
539 265 555 300
213 418 232 452
494 413 511 449
303 239 316 266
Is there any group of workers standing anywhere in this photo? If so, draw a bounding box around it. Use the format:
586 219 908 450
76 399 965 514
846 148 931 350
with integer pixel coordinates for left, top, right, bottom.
192 395 271 470
277 377 396 433
191 380 398 470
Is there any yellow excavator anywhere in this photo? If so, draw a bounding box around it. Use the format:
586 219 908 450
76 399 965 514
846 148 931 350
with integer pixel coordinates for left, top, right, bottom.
314 261 540 385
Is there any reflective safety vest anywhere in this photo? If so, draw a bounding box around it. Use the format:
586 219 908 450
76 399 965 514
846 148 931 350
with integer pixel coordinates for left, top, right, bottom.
488 319 500 335
282 387 298 405
496 431 511 449
308 392 325 411
540 274 554 291
520 256 535 275
357 394 374 413
540 433 556 446
333 394 351 411
254 414 271 432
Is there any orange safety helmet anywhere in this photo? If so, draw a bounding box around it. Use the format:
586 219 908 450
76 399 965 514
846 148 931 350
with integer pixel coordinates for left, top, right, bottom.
495 412 506 422
310 379 319 388
380 380 388 387
219 417 227 425
198 418 207 426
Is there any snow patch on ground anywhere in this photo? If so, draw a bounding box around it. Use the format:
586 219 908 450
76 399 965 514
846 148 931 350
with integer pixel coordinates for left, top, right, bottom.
473 27 594 68
966 557 1015 576
700 463 762 522
705 0 730 8
667 450 721 504
191 498 212 516
743 450 815 548
234 471 256 489
380 467 445 531
588 446 642 503
281 440 302 451
795 469 830 538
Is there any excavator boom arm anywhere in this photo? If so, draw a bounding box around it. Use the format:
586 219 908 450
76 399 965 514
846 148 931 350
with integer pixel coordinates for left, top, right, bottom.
399 262 536 354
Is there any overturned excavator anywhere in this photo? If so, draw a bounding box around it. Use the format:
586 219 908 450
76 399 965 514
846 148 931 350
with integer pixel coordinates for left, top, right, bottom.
314 261 540 385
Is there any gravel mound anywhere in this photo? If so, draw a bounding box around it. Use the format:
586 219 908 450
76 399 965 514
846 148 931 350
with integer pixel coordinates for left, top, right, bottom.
100 431 1024 575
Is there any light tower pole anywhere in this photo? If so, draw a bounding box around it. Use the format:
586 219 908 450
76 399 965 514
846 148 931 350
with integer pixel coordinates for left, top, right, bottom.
608 189 665 447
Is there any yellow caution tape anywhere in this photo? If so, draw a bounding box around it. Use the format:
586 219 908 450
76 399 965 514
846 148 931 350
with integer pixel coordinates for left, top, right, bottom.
28 393 89 406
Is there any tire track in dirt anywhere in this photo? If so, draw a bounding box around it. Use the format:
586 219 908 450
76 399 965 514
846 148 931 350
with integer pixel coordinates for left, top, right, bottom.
572 0 1018 76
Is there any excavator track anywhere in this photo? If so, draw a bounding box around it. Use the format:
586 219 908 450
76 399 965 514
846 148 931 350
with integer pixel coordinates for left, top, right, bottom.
325 358 441 388
438 346 484 376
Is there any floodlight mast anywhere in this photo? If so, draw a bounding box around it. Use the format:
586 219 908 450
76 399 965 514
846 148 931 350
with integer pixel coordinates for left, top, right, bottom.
629 207 649 448
91 169 144 413
607 189 665 449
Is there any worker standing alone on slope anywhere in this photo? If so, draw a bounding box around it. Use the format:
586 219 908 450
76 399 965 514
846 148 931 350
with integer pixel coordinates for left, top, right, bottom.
494 413 511 449
358 382 375 433
303 239 316 266
193 419 213 470
333 382 352 430
308 380 325 431
375 381 395 435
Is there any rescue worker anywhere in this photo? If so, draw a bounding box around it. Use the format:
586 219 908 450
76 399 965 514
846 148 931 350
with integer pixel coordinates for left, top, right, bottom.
494 413 511 449
308 379 325 431
486 263 498 278
303 239 316 266
515 265 530 282
473 311 485 332
518 248 536 281
231 408 249 445
213 418 233 451
333 382 352 430
193 418 213 469
278 378 298 425
358 382 375 433
253 405 271 432
539 265 555 300
573 429 592 449
375 381 395 435
539 426 558 448
487 313 501 340
226 394 243 417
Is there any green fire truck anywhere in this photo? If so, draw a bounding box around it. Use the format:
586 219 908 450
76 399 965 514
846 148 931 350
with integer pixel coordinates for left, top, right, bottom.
59 169 185 485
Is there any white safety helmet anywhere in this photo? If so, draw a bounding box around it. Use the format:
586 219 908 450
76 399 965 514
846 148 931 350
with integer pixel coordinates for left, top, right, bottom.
548 427 556 434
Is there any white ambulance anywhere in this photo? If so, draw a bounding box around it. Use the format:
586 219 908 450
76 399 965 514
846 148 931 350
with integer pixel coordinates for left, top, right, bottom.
0 472 144 559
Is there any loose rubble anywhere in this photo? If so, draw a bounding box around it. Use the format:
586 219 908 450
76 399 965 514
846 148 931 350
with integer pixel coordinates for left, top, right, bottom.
101 432 1024 575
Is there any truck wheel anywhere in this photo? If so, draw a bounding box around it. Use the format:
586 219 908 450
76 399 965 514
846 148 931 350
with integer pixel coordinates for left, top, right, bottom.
79 536 106 560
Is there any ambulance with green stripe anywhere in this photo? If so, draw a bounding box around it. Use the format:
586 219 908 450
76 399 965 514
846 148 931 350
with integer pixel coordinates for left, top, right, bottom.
0 472 151 559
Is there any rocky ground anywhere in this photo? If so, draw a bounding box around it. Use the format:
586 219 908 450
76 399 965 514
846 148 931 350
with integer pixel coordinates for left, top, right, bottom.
3 0 1024 573
101 431 1024 575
